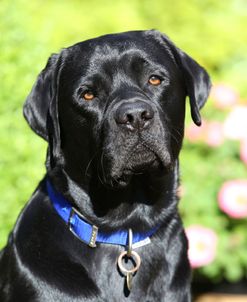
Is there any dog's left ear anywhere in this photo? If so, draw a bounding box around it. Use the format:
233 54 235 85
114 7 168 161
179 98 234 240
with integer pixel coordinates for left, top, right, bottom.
175 48 211 126
158 32 211 126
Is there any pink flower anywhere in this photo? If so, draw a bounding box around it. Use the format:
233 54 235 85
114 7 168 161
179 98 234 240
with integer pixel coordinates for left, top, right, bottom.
218 180 247 218
240 139 247 165
185 226 217 268
185 120 207 142
185 120 224 147
204 121 224 147
223 106 247 140
210 83 239 109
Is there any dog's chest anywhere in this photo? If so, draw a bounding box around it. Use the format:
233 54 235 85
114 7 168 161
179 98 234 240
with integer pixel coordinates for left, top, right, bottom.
76 243 168 301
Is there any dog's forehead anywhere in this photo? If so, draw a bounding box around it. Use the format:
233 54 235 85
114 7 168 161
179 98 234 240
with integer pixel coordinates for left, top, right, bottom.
64 30 175 75
74 30 155 54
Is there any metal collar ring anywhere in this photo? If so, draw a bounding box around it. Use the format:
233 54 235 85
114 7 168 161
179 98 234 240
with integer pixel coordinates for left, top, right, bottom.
117 250 141 275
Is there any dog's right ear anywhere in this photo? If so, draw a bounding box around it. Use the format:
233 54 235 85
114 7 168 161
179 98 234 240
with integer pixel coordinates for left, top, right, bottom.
23 53 60 141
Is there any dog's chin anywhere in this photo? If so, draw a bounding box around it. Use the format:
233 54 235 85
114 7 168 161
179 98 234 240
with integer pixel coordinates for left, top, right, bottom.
112 173 133 188
108 155 170 189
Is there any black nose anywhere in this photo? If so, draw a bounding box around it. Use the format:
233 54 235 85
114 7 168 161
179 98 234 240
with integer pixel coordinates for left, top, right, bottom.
115 100 154 131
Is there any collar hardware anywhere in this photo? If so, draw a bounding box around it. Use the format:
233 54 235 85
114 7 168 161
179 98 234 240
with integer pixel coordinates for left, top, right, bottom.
89 225 98 248
117 229 141 291
127 228 133 257
46 179 159 248
68 206 98 248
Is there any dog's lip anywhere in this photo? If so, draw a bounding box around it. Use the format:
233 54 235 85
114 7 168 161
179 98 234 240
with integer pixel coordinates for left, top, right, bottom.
108 151 172 188
115 155 163 180
111 173 133 188
105 136 173 188
127 143 171 170
112 145 171 174
126 156 159 172
111 157 166 188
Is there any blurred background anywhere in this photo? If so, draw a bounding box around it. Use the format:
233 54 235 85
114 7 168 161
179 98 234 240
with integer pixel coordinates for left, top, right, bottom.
1 0 247 299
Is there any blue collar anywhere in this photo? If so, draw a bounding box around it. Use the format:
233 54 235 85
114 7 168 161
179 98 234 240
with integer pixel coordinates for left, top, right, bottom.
46 179 158 248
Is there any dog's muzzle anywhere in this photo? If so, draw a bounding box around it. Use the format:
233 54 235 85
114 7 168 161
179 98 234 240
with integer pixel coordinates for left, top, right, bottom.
114 99 154 132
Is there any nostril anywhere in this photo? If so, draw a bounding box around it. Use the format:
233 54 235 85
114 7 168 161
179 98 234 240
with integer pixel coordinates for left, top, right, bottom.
126 114 134 123
141 110 154 121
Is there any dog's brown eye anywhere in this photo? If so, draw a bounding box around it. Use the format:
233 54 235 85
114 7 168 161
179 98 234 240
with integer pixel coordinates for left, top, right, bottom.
82 91 95 101
148 76 161 86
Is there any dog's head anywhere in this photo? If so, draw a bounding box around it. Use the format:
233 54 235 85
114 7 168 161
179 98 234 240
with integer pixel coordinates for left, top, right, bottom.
24 30 211 188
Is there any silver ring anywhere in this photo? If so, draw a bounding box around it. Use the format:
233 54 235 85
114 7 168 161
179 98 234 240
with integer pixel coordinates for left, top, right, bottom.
117 250 141 275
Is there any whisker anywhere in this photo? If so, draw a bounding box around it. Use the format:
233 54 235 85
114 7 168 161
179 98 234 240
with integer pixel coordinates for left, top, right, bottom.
170 132 180 146
100 151 107 185
84 152 98 178
171 126 183 139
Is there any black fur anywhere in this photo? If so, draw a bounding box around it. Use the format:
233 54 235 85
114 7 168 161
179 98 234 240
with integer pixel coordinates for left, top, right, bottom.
0 30 211 301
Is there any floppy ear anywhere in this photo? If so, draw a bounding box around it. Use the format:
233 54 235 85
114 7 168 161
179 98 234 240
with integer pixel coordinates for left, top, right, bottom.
175 49 211 126
23 54 59 140
160 33 211 126
23 53 62 159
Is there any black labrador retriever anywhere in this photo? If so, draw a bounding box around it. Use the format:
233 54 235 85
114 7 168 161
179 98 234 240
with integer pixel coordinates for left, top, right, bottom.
0 30 211 301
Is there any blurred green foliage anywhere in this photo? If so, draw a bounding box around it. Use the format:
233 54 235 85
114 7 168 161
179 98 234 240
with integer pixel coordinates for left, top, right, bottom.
0 0 246 283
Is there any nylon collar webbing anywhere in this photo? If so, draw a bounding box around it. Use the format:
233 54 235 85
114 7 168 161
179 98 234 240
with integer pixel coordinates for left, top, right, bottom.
46 179 159 248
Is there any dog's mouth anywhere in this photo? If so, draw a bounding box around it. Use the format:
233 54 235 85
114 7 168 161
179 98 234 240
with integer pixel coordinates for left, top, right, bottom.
107 140 172 188
114 157 163 187
124 144 162 172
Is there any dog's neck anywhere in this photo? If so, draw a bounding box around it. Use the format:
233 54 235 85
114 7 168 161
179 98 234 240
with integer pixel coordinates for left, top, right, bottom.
48 161 180 232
